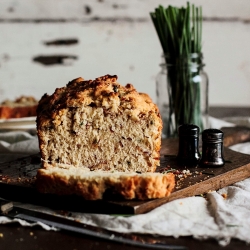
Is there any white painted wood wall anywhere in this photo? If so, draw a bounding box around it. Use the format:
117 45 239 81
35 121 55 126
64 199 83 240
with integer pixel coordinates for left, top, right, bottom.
0 0 250 107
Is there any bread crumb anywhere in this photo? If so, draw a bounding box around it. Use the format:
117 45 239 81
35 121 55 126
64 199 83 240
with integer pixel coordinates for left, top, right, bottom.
221 193 227 199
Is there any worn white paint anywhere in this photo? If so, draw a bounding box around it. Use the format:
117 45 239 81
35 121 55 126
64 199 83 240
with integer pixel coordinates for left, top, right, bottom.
0 0 250 106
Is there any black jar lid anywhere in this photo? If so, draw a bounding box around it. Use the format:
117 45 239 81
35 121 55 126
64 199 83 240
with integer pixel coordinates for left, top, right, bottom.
202 128 223 142
178 124 200 137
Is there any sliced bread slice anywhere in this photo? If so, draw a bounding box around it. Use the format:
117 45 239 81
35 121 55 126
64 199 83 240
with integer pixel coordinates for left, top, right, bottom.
36 163 175 200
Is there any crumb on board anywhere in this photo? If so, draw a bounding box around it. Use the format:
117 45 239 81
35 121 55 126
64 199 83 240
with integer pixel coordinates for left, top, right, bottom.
221 193 227 199
0 174 36 185
160 165 205 190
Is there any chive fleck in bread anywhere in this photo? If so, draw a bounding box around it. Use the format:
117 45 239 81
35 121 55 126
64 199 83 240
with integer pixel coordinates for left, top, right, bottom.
0 96 37 119
36 75 175 200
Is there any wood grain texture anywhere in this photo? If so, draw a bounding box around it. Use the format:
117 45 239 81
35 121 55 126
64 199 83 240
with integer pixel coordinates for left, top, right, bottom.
222 126 250 147
133 147 250 214
1 0 250 19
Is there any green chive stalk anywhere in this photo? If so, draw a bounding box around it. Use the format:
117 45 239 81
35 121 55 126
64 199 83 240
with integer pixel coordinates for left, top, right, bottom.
151 3 205 137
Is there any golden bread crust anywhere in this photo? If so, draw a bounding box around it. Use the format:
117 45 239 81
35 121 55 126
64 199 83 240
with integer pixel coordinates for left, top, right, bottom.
0 96 37 119
36 163 175 200
37 75 160 123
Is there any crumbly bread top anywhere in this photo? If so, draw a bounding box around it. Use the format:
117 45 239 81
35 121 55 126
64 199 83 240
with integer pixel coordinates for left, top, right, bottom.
37 75 160 125
1 96 38 107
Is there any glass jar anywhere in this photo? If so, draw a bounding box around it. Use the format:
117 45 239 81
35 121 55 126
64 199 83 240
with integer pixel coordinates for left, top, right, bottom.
156 53 209 138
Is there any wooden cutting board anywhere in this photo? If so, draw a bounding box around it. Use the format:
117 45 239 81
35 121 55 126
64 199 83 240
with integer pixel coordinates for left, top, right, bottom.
0 127 250 215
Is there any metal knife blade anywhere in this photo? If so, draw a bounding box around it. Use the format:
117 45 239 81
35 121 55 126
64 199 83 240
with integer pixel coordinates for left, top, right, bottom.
0 199 187 250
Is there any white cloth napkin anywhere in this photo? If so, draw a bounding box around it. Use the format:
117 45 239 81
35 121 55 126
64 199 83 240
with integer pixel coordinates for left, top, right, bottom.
0 116 250 246
70 186 250 246
0 131 39 163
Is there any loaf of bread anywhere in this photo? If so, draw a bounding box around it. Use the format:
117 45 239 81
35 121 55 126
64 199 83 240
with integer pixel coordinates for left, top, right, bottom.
37 75 162 172
0 96 38 119
36 75 175 200
36 163 175 200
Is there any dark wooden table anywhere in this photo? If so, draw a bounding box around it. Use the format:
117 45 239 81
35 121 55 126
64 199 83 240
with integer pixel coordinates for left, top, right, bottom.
1 106 250 250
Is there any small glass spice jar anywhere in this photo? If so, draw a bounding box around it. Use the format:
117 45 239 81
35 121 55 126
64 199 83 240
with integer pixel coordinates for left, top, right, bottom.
177 124 201 167
200 128 225 167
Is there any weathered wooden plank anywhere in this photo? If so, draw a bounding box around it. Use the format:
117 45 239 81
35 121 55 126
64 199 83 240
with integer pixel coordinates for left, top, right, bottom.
0 21 250 106
0 22 161 102
134 146 250 214
0 0 250 106
0 0 250 20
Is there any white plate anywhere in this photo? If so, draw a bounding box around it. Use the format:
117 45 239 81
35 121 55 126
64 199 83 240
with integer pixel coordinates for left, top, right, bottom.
0 116 36 130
